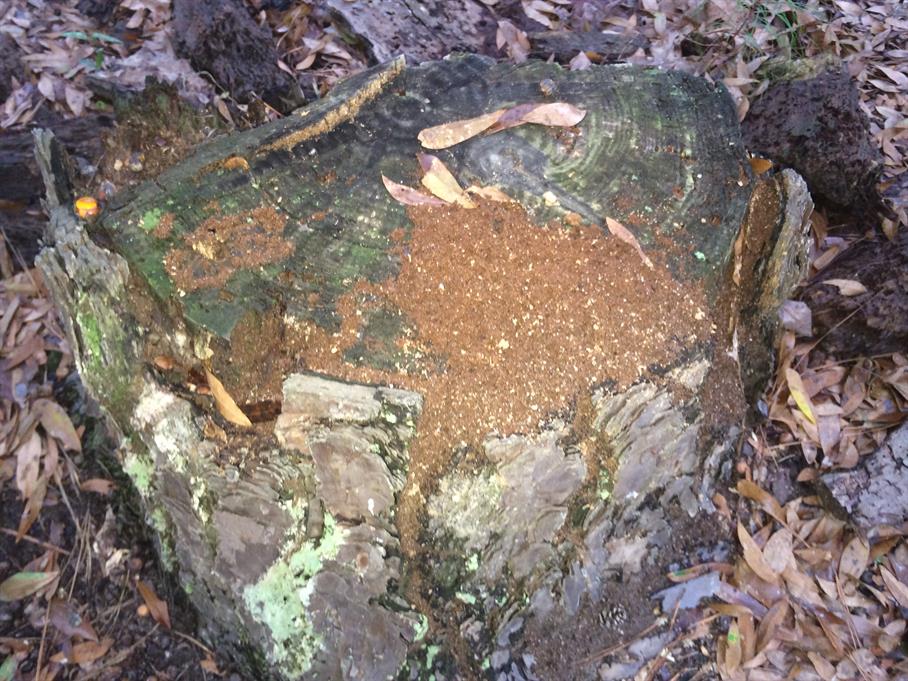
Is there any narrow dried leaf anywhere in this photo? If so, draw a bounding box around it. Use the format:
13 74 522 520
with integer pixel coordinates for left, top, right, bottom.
465 185 513 202
204 369 251 428
49 600 98 641
736 479 785 525
880 566 908 608
80 478 115 495
785 368 817 425
763 529 795 576
605 217 654 269
17 475 47 540
838 535 869 581
33 399 81 452
737 522 780 583
808 651 836 680
136 579 171 629
417 154 475 208
55 637 112 666
822 278 867 296
725 620 742 673
0 571 59 602
755 599 788 652
381 175 446 207
417 110 504 149
738 611 756 662
488 102 586 134
14 431 41 499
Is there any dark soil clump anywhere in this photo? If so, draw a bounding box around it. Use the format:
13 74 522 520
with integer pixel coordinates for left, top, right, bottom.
742 69 882 211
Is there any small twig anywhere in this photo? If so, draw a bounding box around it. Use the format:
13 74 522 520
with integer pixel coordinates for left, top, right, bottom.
173 629 214 656
0 527 71 555
35 598 52 681
581 619 662 664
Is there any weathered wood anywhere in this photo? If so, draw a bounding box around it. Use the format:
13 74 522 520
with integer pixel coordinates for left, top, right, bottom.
819 422 908 531
37 56 813 681
172 0 304 113
326 0 498 64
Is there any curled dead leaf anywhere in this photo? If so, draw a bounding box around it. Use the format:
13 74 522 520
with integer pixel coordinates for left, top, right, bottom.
418 110 504 149
0 571 59 602
737 522 780 583
838 535 869 581
80 478 115 495
381 175 446 207
136 579 171 630
605 217 654 269
417 154 475 208
822 278 867 296
33 399 81 452
204 369 252 428
465 185 513 202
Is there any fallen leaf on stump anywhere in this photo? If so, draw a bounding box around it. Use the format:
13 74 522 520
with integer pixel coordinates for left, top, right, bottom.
417 102 586 149
417 154 475 208
204 369 252 428
381 175 446 207
605 217 654 269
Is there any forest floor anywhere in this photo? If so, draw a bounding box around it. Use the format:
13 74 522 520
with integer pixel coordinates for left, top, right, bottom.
1 1 907 680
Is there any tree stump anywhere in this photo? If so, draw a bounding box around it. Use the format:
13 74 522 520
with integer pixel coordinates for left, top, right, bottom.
36 55 812 680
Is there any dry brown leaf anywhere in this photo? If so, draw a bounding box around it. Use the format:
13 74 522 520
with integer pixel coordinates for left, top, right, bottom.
755 599 789 652
200 656 223 676
465 185 513 202
822 278 868 296
17 475 47 540
80 478 115 495
496 20 530 63
880 565 908 609
808 651 836 680
204 369 252 428
381 175 446 207
48 599 98 642
0 571 59 602
763 529 795 576
417 154 475 208
604 217 654 269
136 579 171 630
736 479 786 525
778 300 812 338
487 102 586 134
14 431 42 500
737 522 780 583
838 535 869 581
33 399 81 452
417 110 505 150
51 637 112 666
785 368 817 425
724 620 742 674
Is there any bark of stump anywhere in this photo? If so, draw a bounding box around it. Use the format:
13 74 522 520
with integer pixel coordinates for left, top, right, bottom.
36 56 812 680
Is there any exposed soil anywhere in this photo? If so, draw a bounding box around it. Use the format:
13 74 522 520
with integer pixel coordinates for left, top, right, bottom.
164 204 292 292
271 201 715 622
0 409 228 681
801 226 908 358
